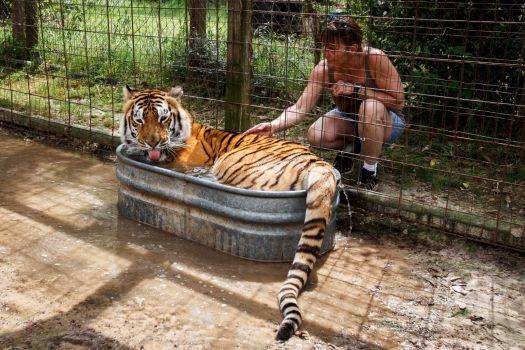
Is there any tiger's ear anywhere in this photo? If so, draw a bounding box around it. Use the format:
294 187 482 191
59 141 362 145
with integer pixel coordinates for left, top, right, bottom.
123 85 134 102
169 86 183 101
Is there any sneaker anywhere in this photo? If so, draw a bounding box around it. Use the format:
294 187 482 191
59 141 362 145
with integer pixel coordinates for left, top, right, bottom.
333 140 360 174
333 151 354 174
358 167 379 191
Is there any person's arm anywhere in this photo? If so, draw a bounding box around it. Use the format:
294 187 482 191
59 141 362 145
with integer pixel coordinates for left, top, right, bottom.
360 50 404 111
245 61 327 135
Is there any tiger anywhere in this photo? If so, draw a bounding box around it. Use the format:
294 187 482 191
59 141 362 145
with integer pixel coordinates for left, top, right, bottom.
120 85 339 341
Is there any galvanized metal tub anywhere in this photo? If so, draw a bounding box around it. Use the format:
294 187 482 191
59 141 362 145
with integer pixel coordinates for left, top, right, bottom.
116 145 340 262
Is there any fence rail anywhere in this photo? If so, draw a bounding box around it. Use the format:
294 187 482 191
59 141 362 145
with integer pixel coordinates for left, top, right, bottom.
0 0 523 251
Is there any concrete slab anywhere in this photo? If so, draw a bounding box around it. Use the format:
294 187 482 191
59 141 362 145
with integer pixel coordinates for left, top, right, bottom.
0 129 523 349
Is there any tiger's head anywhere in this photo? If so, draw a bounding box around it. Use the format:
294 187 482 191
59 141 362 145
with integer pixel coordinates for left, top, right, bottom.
120 85 193 162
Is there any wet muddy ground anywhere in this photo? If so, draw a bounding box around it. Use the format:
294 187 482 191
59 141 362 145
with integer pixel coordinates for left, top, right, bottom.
0 128 524 349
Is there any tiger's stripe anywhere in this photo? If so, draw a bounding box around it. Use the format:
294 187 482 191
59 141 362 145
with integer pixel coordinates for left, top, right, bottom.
121 86 339 341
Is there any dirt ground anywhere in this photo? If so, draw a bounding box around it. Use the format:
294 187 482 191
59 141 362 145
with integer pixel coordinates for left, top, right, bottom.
0 127 524 350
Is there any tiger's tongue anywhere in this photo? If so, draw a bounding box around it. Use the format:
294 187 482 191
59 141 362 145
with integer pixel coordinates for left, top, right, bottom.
148 149 161 161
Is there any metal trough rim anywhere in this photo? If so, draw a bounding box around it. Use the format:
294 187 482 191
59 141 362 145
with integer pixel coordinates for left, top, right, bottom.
116 144 340 198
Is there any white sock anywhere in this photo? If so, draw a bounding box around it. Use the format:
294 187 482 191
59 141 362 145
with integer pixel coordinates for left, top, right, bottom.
343 144 353 152
363 161 377 175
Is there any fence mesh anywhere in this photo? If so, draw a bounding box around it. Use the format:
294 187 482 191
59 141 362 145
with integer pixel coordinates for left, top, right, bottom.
0 0 523 250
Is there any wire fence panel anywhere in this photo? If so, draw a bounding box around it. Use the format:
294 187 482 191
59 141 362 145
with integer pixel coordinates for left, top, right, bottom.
0 0 523 250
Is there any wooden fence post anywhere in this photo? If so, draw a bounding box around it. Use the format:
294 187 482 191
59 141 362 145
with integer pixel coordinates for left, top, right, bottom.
224 0 253 132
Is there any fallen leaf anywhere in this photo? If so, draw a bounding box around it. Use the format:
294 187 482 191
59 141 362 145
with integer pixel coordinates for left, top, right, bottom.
469 315 484 322
295 330 310 339
451 285 467 295
428 267 445 278
482 154 493 163
422 277 436 287
449 275 462 282
505 195 511 208
486 210 501 219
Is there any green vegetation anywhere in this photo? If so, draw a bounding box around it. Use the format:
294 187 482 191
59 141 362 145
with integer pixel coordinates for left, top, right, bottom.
450 308 470 318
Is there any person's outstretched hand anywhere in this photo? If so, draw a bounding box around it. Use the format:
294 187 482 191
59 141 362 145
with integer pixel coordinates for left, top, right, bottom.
244 122 273 136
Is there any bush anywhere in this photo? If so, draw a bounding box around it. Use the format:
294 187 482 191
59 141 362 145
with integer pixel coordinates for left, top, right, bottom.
369 0 523 140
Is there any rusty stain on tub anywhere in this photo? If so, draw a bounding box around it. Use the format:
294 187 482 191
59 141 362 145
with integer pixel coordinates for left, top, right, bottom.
116 145 340 262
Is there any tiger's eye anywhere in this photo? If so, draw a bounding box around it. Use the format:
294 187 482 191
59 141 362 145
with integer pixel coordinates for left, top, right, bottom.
159 114 169 123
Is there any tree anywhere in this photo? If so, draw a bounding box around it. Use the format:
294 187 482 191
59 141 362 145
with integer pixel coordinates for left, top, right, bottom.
0 0 10 21
9 0 39 61
187 0 208 82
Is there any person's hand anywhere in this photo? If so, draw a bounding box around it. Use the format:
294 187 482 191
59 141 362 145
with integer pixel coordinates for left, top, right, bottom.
244 122 273 136
332 80 354 97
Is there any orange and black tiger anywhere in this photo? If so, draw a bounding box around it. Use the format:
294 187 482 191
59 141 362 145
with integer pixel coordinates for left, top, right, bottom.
121 86 339 341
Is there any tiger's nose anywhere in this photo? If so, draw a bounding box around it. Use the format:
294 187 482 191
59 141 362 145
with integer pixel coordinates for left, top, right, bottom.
145 136 160 149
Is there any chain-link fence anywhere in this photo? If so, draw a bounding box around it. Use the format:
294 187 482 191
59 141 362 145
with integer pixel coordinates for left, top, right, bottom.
0 0 523 251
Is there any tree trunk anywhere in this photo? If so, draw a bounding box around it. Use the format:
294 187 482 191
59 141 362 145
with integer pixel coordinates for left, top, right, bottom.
11 0 24 44
187 0 207 82
303 0 320 64
10 0 39 61
189 0 206 40
24 0 39 61
224 0 253 132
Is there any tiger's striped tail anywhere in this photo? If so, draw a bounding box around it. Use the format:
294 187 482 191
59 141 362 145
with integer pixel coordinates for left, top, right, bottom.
276 166 337 341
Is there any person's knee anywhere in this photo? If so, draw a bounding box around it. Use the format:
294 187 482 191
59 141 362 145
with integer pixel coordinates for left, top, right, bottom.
307 121 337 146
359 99 388 130
307 124 321 146
360 99 387 120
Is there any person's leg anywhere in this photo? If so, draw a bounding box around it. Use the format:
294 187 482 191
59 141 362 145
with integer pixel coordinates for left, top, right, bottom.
358 99 393 162
357 99 392 188
307 110 355 149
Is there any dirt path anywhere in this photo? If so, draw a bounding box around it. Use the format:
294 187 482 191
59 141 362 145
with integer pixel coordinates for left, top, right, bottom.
0 129 523 349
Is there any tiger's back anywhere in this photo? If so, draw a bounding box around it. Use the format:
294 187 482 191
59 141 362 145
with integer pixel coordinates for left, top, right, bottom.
121 86 339 341
201 128 330 191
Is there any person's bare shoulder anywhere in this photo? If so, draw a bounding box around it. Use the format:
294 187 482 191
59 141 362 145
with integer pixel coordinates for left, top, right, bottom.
317 59 328 69
365 47 388 63
365 47 396 78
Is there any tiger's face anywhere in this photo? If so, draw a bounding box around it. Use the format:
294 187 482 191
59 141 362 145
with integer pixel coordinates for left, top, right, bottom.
120 86 192 162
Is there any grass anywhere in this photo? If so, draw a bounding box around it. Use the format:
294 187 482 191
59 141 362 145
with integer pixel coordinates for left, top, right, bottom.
450 308 470 318
0 0 314 125
383 131 525 194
